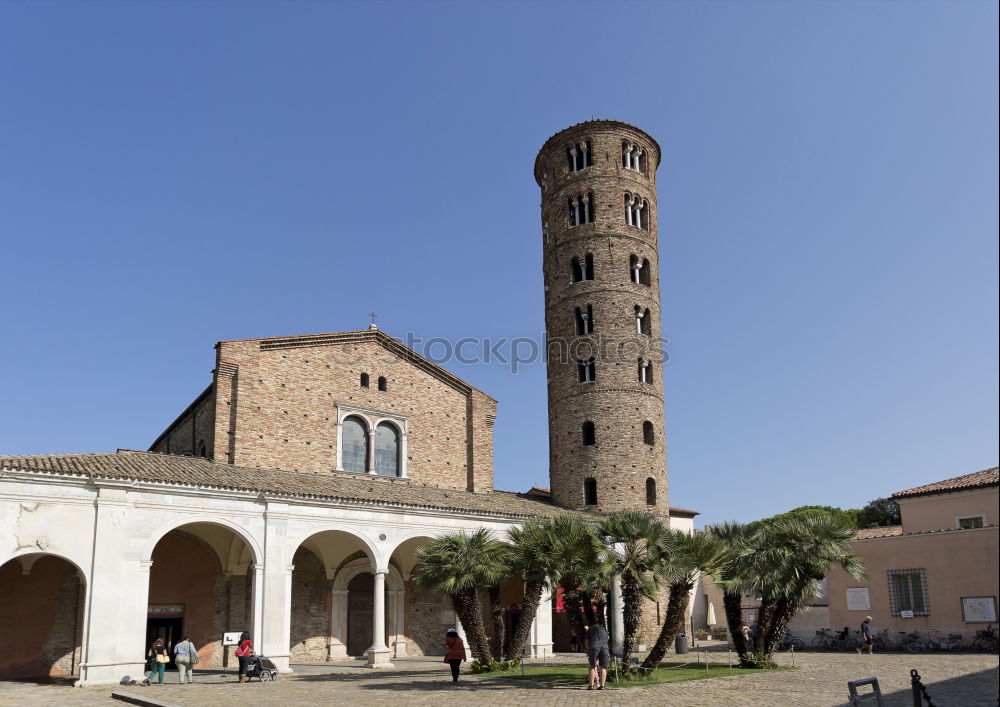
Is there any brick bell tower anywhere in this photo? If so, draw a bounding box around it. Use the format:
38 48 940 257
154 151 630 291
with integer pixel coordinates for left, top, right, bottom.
535 120 668 516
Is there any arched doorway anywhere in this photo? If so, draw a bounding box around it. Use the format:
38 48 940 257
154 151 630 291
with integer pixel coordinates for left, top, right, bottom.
347 572 380 656
145 522 256 670
0 554 86 681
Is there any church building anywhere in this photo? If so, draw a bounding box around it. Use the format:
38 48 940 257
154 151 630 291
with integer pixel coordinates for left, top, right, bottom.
0 120 692 685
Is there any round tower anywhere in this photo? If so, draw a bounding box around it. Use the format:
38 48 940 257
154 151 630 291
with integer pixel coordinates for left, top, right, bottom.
535 120 668 516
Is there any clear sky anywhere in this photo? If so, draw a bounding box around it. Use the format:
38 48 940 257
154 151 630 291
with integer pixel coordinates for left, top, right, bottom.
1 1 996 527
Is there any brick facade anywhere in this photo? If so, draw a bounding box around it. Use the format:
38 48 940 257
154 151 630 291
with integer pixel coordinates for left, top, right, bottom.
536 121 669 516
151 329 496 493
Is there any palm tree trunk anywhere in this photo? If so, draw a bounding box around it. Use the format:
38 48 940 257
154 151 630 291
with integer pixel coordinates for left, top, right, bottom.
452 586 493 663
505 579 545 661
620 570 642 666
640 579 693 673
754 597 776 654
560 580 587 650
488 585 505 658
723 588 753 667
762 596 798 660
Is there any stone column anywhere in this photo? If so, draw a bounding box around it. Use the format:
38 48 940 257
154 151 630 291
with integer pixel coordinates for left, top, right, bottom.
367 430 377 474
327 589 349 659
610 575 624 659
260 501 293 673
366 570 393 667
388 589 407 657
528 584 554 658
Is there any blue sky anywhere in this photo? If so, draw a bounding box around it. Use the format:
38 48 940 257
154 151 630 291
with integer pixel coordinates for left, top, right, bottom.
1 1 996 526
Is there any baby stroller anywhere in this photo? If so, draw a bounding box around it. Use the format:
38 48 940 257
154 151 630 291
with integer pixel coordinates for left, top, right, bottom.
245 652 279 682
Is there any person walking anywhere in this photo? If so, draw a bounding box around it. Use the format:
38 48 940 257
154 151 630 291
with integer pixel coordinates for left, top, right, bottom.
585 621 610 690
174 635 198 683
142 638 169 685
234 632 253 683
442 628 465 683
859 616 874 655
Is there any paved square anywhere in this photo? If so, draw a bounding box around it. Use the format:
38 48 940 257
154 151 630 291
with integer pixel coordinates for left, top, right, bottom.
1 650 997 706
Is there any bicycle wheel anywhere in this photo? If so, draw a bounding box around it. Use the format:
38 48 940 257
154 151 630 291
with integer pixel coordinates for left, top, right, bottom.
948 640 962 653
844 637 862 652
905 641 922 653
872 637 885 651
790 637 804 651
811 636 828 651
982 637 999 653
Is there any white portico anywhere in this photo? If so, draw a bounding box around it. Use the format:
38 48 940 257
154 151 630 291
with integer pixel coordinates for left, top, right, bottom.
0 451 556 685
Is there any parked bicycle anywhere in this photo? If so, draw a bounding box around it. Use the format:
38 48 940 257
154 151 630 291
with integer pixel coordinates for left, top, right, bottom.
924 628 963 652
780 629 804 651
972 624 998 653
811 627 838 651
901 630 924 653
872 628 896 652
838 626 862 652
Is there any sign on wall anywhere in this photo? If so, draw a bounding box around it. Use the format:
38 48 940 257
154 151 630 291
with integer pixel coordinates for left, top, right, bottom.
961 596 997 623
222 632 243 646
846 587 871 611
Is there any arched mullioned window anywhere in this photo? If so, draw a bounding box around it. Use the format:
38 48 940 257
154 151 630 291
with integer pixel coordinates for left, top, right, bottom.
569 192 595 226
575 305 593 335
572 255 595 283
624 193 648 229
634 306 651 335
646 478 657 505
360 373 370 388
622 141 645 172
584 478 598 506
578 357 596 383
630 255 651 286
642 421 655 446
638 358 654 384
374 422 400 477
567 140 593 172
582 421 596 446
342 416 370 472
377 376 388 392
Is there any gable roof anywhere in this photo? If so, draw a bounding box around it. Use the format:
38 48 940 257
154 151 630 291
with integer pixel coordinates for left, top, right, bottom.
855 525 904 539
222 328 496 402
0 451 571 520
893 467 999 499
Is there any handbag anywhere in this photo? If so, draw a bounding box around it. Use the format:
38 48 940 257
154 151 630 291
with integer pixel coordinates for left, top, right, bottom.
156 652 169 664
190 648 201 665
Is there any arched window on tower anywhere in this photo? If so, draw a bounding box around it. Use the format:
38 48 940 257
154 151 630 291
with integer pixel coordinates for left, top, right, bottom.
634 306 651 335
584 478 598 506
377 376 388 392
360 373 370 388
375 422 400 477
575 305 593 335
571 254 595 283
624 194 647 229
577 357 596 383
569 192 595 226
629 256 651 286
638 358 653 384
622 141 645 172
567 140 593 172
646 478 657 506
342 416 370 473
642 420 655 445
582 421 596 446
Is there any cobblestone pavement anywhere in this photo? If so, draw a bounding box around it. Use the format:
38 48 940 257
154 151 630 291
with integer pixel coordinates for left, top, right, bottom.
1 650 997 706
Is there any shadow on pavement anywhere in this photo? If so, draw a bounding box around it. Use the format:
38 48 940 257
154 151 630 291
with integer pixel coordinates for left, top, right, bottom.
878 666 998 706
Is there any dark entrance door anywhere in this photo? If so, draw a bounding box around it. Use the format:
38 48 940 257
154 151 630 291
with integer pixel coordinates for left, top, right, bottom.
347 573 374 656
145 616 183 671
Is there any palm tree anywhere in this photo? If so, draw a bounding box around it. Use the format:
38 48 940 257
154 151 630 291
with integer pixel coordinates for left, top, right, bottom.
548 515 608 650
707 522 756 662
640 529 723 673
599 510 668 665
411 529 513 662
738 515 864 659
504 517 559 661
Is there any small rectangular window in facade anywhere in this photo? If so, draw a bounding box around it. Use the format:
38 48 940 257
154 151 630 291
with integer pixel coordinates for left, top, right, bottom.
957 515 985 529
887 568 929 616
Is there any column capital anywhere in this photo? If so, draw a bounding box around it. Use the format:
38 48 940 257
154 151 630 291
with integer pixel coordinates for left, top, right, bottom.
138 560 154 573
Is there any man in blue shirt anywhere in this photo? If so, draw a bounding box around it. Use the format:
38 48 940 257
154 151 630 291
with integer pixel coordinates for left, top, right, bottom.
859 616 874 655
585 622 610 690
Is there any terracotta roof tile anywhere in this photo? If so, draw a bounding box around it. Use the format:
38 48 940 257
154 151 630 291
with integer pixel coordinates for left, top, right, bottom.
855 525 903 539
0 451 580 520
893 467 999 499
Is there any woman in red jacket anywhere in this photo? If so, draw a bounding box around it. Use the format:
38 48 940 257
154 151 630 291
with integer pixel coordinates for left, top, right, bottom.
234 632 253 683
442 628 465 683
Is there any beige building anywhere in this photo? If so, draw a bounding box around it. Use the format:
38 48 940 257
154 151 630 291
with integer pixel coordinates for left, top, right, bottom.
828 467 999 643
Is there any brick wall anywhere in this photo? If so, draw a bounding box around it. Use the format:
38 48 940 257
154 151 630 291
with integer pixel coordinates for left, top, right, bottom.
405 581 453 656
152 331 496 492
290 547 331 662
149 387 215 458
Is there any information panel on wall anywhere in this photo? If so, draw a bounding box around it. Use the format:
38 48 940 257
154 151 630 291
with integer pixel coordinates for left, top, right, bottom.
846 587 871 611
